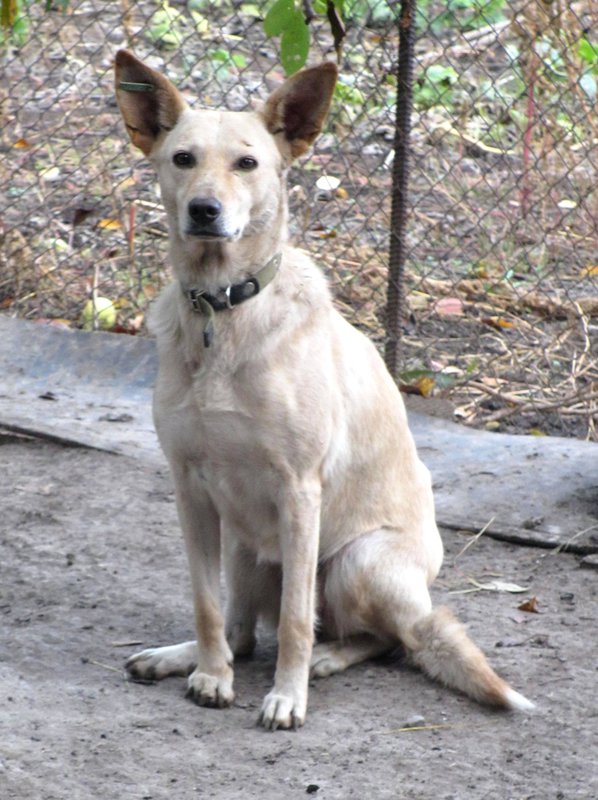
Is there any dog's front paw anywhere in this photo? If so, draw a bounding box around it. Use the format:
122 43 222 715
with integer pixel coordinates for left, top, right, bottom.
259 690 306 731
126 641 197 682
186 665 235 708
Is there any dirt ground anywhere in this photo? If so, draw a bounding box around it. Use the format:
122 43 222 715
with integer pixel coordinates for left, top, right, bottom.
1 434 597 800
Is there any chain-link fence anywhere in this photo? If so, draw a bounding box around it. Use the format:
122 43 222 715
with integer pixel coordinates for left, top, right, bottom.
1 0 597 440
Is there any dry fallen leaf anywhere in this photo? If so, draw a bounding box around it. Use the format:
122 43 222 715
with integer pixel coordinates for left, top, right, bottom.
434 297 463 316
97 218 123 231
314 228 337 239
408 292 431 312
415 375 435 397
473 579 530 593
115 176 137 192
34 318 72 329
518 596 540 613
481 316 515 330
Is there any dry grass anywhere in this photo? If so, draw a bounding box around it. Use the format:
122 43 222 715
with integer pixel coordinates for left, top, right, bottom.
0 0 596 439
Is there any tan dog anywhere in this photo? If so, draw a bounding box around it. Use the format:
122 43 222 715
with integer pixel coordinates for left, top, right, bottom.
115 50 533 730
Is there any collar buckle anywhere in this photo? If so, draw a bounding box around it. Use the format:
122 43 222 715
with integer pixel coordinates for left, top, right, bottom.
182 252 281 347
188 288 206 312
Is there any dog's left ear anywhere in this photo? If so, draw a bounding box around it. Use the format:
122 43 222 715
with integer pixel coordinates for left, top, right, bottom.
263 63 337 160
115 50 188 156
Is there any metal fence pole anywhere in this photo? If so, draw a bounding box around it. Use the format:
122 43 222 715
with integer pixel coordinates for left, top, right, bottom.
384 0 416 381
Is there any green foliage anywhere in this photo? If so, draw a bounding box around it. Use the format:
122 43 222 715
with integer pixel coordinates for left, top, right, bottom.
263 0 296 37
417 0 507 34
147 1 187 49
413 64 459 110
264 0 309 74
1 0 30 46
279 11 309 75
312 0 344 16
146 1 212 50
579 37 598 67
264 0 348 75
334 80 365 107
1 0 71 47
208 48 247 75
341 0 395 26
578 37 598 99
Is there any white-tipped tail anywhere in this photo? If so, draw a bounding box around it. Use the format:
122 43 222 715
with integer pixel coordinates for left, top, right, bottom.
409 607 533 711
504 687 535 712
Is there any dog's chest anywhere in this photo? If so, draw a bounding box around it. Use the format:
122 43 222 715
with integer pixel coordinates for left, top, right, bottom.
161 364 299 561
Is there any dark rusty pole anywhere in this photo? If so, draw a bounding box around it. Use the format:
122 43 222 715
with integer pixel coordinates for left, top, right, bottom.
384 0 416 381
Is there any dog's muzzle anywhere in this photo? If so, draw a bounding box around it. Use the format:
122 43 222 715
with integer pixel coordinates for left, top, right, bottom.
186 196 230 238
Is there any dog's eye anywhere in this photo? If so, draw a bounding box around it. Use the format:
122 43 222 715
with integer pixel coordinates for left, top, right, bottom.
173 151 195 168
236 156 258 171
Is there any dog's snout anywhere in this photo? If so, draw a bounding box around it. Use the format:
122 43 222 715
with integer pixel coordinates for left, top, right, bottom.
188 197 222 225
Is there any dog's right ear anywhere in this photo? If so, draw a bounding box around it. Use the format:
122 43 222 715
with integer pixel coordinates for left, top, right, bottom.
114 50 187 156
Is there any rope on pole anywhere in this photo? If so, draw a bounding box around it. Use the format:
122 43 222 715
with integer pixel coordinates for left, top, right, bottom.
384 0 416 381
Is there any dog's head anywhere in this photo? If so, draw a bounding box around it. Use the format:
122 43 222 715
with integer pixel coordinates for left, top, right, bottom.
114 51 337 244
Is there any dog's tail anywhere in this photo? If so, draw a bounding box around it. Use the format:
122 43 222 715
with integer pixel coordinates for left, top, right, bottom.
408 607 534 711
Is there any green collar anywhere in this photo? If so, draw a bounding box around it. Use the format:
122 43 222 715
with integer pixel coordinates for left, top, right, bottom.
183 253 281 347
118 81 154 93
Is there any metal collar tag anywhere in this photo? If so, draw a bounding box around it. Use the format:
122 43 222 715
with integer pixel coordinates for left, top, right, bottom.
118 81 155 93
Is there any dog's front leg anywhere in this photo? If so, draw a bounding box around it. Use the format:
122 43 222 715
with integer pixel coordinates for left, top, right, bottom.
172 464 234 708
260 479 321 730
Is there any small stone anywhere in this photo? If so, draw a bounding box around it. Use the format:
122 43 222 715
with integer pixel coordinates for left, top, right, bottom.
403 714 426 728
306 785 320 794
580 553 598 570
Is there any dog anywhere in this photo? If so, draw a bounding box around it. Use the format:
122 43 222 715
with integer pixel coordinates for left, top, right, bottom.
114 50 533 730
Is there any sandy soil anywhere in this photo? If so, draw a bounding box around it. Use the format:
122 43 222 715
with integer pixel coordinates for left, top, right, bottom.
1 435 597 800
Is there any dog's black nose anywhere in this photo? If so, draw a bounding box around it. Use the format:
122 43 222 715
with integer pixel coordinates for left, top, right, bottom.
188 197 222 225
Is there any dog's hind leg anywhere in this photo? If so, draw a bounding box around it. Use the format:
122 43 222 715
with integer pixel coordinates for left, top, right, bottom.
126 641 198 681
223 534 282 658
310 635 390 678
322 528 533 709
318 529 433 676
321 528 435 647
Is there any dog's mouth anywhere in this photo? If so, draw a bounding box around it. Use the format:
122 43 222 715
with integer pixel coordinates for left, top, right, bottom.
185 224 240 241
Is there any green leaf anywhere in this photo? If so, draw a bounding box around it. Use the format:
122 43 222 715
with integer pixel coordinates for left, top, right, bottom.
210 48 229 62
334 81 364 105
264 0 297 38
425 64 458 85
280 13 309 75
579 37 598 67
147 1 186 49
